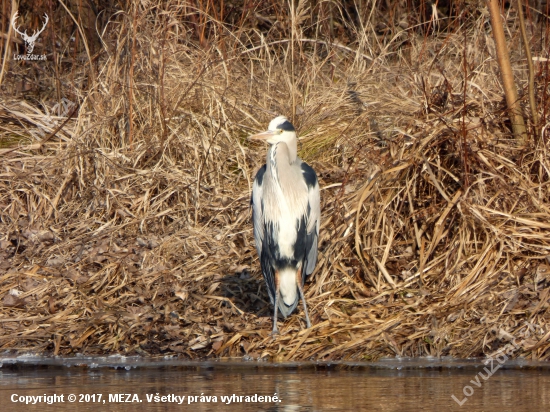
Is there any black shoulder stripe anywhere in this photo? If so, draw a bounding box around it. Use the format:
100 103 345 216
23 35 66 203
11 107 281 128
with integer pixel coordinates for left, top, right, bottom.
301 162 318 189
251 164 266 205
255 164 267 186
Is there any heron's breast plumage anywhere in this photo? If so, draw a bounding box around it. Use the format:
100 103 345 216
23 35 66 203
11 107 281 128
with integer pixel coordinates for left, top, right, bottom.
263 161 309 260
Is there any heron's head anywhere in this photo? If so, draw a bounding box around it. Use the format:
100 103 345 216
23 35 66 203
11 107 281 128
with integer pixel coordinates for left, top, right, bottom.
248 116 297 146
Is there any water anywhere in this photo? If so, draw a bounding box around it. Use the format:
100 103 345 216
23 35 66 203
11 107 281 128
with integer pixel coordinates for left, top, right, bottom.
1 356 548 411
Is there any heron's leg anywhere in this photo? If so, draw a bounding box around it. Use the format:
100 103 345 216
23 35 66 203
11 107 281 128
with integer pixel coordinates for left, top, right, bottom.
272 270 280 335
296 267 311 329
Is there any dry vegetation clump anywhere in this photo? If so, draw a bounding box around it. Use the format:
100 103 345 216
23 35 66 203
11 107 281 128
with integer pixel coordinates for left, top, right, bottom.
1 0 550 360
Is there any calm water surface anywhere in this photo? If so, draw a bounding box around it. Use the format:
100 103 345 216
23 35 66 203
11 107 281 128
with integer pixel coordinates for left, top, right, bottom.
0 356 548 411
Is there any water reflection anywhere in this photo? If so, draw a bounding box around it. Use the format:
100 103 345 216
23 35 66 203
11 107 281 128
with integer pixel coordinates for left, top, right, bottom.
0 358 549 411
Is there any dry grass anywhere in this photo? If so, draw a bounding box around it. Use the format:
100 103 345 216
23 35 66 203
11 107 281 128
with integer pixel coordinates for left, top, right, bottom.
1 1 550 360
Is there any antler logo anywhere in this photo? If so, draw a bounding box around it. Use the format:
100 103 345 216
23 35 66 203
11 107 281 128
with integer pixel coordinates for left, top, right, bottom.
11 11 49 54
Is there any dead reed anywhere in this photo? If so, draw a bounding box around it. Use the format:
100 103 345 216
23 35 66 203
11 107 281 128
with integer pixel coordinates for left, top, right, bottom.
1 1 550 360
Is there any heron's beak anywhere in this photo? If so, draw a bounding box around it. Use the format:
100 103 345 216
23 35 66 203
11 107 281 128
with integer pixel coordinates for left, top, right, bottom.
248 130 278 141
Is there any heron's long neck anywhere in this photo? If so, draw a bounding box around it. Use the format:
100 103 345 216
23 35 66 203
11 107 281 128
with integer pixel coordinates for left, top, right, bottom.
284 139 298 163
267 142 297 179
269 141 297 168
265 141 308 222
267 142 301 200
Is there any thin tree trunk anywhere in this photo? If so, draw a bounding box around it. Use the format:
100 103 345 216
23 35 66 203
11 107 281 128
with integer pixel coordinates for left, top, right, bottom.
486 0 528 146
517 0 539 140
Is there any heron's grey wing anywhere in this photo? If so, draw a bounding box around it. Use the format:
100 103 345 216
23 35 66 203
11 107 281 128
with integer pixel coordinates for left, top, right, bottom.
251 165 276 304
251 165 266 257
260 229 276 304
301 162 320 277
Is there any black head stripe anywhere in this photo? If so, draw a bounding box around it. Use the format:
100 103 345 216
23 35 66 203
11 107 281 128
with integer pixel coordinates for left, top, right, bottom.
278 120 295 132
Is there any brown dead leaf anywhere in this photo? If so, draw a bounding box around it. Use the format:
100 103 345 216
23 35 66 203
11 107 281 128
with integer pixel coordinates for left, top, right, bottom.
37 231 56 242
22 229 38 239
3 294 25 307
535 264 550 285
175 288 188 302
189 335 209 350
48 296 57 314
212 340 223 351
22 277 40 291
46 256 64 267
65 269 88 285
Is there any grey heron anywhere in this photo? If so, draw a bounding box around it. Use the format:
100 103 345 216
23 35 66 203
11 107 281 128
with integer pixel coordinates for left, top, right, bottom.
249 116 320 334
